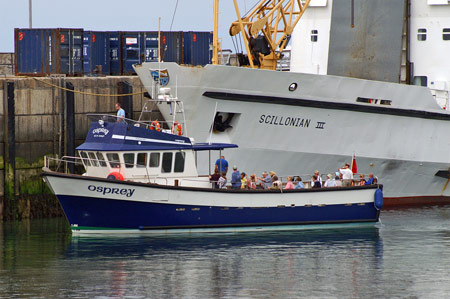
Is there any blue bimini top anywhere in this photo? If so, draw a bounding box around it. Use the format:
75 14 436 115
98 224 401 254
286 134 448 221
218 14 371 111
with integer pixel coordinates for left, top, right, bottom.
76 121 238 152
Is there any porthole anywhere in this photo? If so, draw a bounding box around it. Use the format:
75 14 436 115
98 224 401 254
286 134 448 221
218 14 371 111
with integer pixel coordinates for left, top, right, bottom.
289 83 298 91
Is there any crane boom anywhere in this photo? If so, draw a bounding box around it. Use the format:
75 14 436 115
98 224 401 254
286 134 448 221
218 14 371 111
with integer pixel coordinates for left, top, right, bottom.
230 0 311 70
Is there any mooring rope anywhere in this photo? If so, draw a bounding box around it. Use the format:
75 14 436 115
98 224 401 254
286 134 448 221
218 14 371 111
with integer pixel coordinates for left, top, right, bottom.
33 77 146 97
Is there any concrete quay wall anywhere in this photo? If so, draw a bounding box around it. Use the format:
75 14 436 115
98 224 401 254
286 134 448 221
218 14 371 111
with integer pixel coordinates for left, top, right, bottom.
0 76 152 220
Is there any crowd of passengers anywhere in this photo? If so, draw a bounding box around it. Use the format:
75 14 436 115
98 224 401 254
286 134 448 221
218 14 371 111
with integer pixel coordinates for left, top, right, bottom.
209 156 377 190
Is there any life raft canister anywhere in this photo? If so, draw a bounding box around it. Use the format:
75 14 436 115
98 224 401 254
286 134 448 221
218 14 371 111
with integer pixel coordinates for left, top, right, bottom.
171 121 182 136
107 172 124 180
150 120 161 131
374 188 383 210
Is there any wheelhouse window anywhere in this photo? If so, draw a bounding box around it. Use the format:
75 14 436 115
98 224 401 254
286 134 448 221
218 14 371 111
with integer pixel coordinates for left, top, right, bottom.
149 153 160 168
311 30 318 42
106 153 120 168
413 76 428 87
174 152 185 173
162 152 173 173
88 152 99 167
79 151 91 166
96 152 107 167
443 28 450 41
417 28 427 41
137 153 147 168
123 153 135 168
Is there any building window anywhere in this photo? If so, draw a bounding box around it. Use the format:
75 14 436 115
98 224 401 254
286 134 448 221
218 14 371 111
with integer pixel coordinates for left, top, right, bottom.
162 153 173 173
123 153 135 168
413 76 428 87
443 28 450 41
149 153 160 168
136 153 147 168
106 153 120 168
174 152 185 173
417 28 427 41
311 30 318 42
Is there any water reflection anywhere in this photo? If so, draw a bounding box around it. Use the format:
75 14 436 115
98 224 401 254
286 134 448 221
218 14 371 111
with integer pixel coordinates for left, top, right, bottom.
62 228 384 298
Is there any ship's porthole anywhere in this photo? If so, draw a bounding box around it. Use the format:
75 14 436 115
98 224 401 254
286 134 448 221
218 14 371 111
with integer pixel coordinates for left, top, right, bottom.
289 83 298 91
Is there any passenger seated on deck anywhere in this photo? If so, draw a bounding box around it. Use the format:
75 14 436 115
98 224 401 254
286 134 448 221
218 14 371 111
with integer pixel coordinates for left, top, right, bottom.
270 175 282 190
365 173 375 185
209 167 221 189
324 174 337 187
335 172 343 187
310 170 322 187
294 177 305 189
284 176 295 190
218 173 227 189
240 172 249 189
257 171 272 189
311 175 321 188
248 174 257 190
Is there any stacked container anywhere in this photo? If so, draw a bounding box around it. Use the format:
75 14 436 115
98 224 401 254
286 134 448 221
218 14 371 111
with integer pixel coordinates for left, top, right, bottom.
83 31 110 75
183 31 213 66
15 28 83 76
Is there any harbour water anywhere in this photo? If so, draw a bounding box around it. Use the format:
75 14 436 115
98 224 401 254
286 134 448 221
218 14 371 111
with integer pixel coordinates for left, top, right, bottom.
0 205 449 298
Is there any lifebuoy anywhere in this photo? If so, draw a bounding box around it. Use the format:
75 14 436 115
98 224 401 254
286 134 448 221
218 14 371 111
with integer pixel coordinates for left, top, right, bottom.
107 172 124 180
150 120 161 131
171 121 182 136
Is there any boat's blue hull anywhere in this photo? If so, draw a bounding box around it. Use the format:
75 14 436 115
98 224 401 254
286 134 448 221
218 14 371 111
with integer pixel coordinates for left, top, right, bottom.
57 194 380 232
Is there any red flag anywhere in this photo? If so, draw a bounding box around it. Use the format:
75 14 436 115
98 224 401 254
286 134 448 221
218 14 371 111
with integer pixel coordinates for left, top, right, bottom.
351 154 357 174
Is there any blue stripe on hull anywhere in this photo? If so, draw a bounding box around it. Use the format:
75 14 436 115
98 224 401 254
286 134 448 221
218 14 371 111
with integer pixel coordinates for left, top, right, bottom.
57 195 379 230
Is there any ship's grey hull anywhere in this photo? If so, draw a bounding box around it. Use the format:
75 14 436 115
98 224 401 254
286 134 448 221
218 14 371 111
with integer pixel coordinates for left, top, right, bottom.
134 62 450 199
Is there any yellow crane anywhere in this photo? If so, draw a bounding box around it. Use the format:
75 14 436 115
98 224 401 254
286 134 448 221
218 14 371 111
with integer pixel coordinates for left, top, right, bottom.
226 0 311 70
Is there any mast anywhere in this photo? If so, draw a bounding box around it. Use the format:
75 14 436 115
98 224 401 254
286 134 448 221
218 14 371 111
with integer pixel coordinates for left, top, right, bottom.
212 0 219 64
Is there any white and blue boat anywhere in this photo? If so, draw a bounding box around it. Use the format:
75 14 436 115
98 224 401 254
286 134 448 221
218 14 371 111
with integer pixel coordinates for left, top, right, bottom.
42 88 383 234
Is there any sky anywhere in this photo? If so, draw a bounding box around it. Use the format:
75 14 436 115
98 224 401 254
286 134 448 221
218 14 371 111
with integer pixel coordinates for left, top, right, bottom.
0 0 254 53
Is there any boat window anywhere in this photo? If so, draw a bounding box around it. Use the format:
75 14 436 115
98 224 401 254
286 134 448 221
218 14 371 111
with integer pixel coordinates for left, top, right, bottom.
96 152 107 167
413 76 427 87
149 153 160 168
88 152 99 167
106 153 120 168
123 153 135 168
174 152 185 173
443 28 450 41
137 153 147 168
162 153 173 173
311 30 318 42
79 151 91 167
417 28 427 41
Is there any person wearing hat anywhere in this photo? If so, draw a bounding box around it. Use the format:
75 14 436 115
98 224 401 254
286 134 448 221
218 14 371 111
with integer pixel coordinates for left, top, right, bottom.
339 163 353 187
257 171 272 189
231 165 241 189
324 173 337 187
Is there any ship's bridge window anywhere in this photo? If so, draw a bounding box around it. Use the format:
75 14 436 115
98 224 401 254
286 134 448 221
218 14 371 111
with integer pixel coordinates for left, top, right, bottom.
96 152 107 167
106 153 120 168
417 28 427 41
88 152 99 167
79 151 91 167
149 153 160 168
356 97 391 106
443 28 450 41
311 30 318 42
413 76 428 87
137 153 147 168
162 153 173 173
124 153 135 168
174 152 185 173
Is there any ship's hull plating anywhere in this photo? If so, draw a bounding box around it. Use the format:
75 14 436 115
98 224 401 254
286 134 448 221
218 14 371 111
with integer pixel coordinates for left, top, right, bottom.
134 62 450 200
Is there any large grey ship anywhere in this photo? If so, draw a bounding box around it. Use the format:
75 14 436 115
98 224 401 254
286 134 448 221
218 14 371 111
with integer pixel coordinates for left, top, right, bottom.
134 0 450 201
